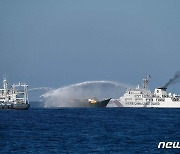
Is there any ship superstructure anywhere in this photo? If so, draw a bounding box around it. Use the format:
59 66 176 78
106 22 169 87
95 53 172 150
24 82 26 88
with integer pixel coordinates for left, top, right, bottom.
111 76 180 108
0 78 30 109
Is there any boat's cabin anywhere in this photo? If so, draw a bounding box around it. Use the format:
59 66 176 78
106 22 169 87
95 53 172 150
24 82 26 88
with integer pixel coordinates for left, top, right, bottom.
10 82 29 103
122 88 151 99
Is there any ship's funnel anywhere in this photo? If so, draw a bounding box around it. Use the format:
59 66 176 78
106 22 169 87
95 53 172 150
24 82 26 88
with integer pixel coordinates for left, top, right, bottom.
154 88 167 98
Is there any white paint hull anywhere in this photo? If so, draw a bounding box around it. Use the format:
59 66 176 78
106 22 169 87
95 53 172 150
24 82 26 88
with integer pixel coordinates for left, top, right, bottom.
110 99 180 108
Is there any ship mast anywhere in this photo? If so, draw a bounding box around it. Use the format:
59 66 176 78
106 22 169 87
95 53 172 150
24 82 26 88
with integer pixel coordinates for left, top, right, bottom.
3 78 9 102
142 75 151 89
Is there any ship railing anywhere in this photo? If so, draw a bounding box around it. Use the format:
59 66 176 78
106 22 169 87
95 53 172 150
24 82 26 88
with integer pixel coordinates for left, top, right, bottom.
14 91 26 94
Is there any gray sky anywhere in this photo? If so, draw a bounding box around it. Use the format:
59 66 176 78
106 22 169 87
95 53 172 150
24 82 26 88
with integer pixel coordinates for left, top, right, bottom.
0 0 180 100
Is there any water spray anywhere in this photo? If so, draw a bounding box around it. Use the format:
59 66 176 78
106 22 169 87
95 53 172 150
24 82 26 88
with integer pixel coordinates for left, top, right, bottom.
41 81 131 108
28 87 53 92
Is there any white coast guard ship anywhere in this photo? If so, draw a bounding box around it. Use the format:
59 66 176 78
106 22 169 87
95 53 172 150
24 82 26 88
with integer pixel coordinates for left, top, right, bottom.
0 78 30 109
112 76 180 108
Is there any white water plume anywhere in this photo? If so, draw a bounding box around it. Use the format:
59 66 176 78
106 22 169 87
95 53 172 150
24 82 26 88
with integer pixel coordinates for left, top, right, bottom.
28 87 53 92
41 81 132 108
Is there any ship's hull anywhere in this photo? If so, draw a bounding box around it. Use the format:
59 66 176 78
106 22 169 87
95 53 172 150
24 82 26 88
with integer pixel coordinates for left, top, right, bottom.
111 99 180 108
13 103 30 110
0 103 14 109
63 98 111 108
0 103 30 110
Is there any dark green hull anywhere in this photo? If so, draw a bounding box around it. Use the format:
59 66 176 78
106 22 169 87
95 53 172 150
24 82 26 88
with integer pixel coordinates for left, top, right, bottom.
67 98 111 108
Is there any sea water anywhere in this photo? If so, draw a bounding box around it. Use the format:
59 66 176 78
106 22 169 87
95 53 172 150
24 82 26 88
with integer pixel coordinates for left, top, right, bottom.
0 107 179 153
